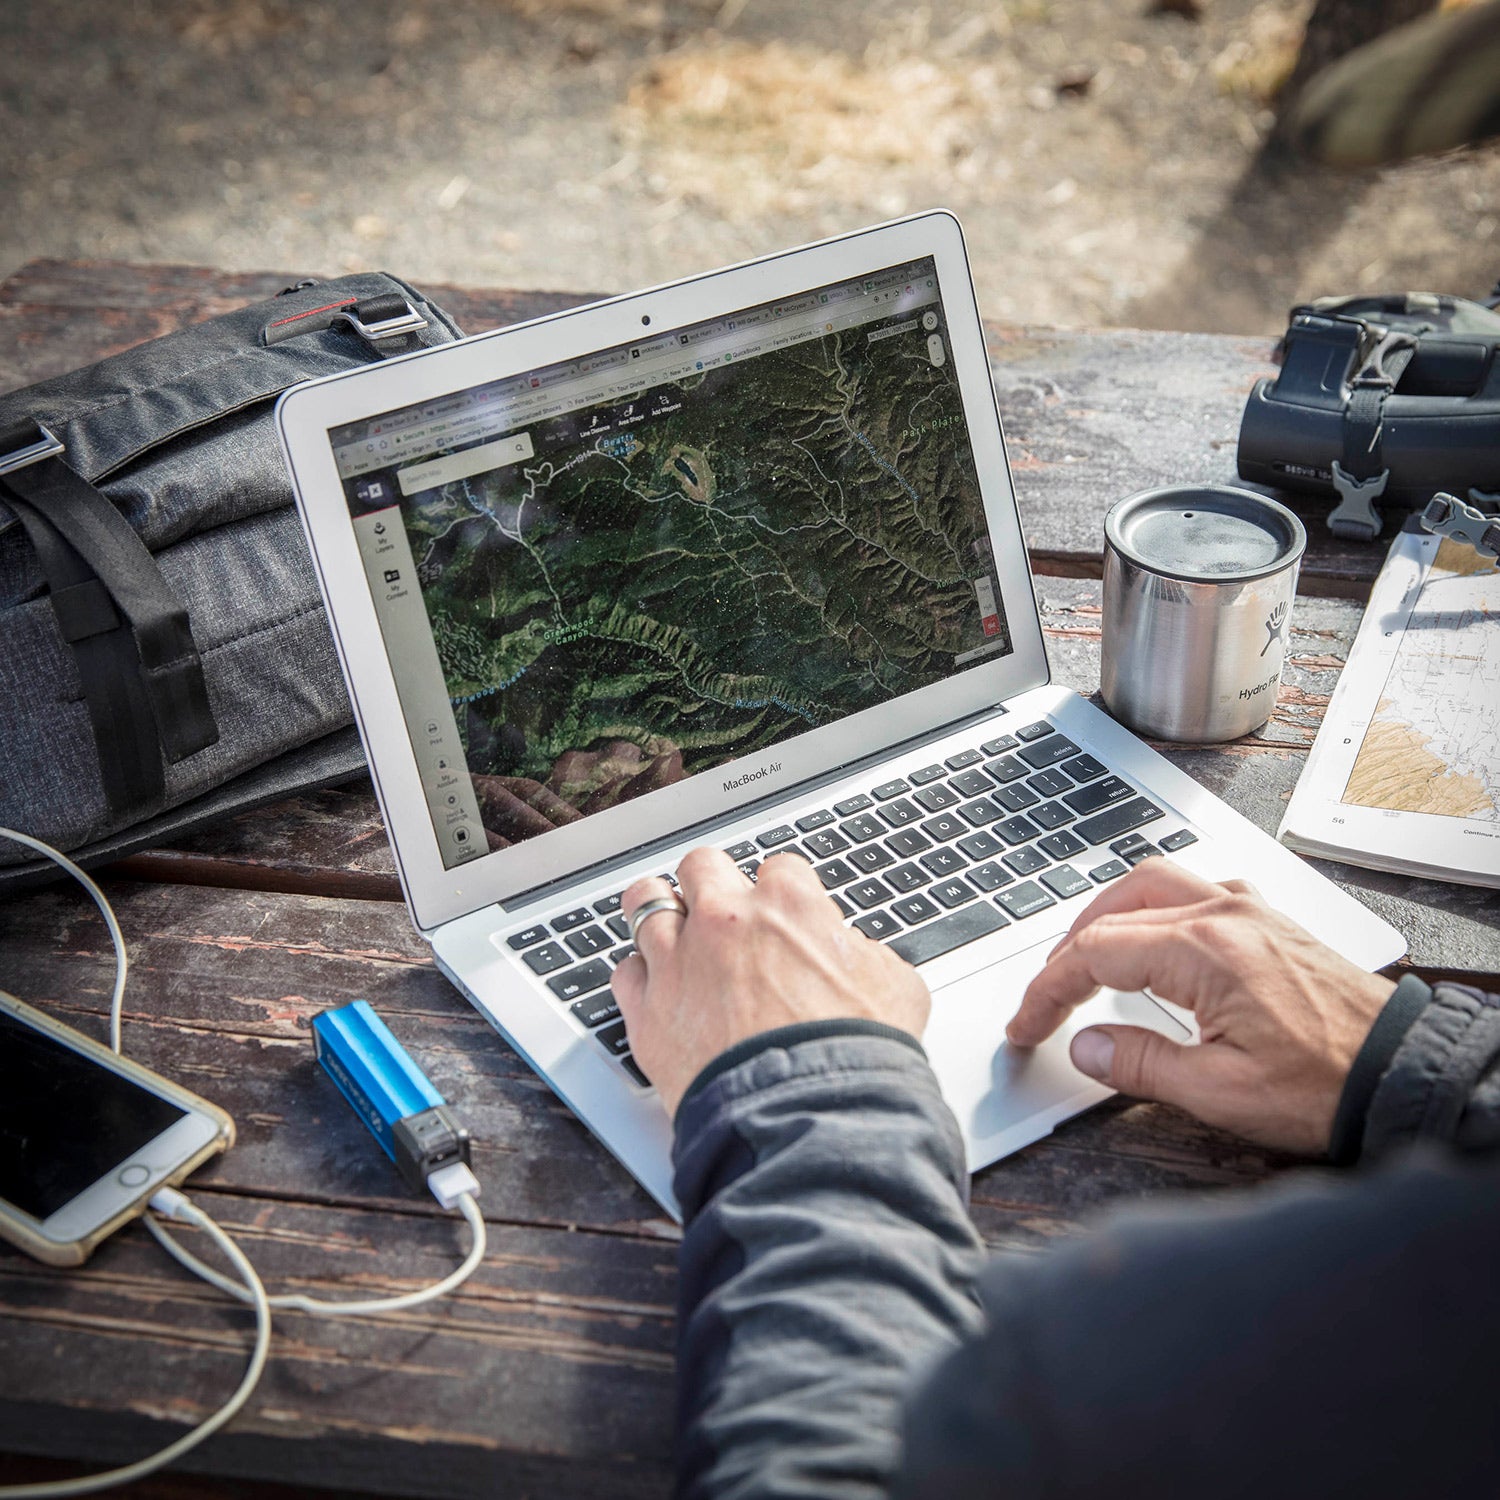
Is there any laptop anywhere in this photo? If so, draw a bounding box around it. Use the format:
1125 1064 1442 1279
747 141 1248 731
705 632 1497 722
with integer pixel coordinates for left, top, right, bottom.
278 212 1405 1216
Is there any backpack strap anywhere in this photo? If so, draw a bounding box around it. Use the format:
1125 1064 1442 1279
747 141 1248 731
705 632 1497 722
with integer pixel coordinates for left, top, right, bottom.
1328 324 1419 540
0 416 219 819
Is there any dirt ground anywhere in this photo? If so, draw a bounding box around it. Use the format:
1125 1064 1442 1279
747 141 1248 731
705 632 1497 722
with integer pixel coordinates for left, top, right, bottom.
1 0 1496 334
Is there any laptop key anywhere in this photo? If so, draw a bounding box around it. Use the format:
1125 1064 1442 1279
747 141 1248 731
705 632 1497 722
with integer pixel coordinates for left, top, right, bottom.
1027 768 1073 798
547 959 612 1002
758 824 797 848
957 796 1004 827
814 858 857 889
909 763 946 785
1037 830 1087 861
885 827 932 857
834 793 874 816
920 847 967 877
841 812 885 842
507 925 549 950
1061 753 1107 783
1003 846 1051 877
889 902 1009 965
853 910 902 941
949 768 994 798
595 1019 632 1057
796 809 835 831
848 877 894 909
981 732 1019 754
872 778 910 801
1112 835 1160 866
524 942 571 976
877 797 922 828
565 924 611 958
1064 775 1133 816
886 862 932 893
1159 828 1199 852
995 814 1041 846
724 840 758 861
608 943 636 964
913 782 961 812
984 754 1028 783
552 908 592 933
1018 734 1081 769
920 812 967 843
1040 865 1092 901
738 859 761 881
1089 859 1129 883
620 1055 652 1089
803 829 851 859
570 990 622 1029
944 749 983 770
994 782 1040 813
956 830 1003 861
849 844 895 874
593 892 624 915
1016 721 1054 742
995 881 1056 920
829 893 854 918
775 843 814 864
930 877 978 909
892 893 941 925
967 860 1014 892
1075 797 1165 845
1030 800 1075 830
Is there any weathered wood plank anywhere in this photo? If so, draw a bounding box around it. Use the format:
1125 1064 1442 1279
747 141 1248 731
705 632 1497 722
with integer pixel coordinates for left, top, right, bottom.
0 261 1401 587
0 1193 675 1499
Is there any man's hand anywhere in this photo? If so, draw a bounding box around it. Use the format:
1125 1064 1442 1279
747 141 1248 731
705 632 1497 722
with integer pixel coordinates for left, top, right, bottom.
1006 861 1397 1155
612 847 931 1118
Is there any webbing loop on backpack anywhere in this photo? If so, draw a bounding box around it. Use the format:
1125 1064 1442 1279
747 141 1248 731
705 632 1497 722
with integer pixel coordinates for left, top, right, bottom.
0 417 220 819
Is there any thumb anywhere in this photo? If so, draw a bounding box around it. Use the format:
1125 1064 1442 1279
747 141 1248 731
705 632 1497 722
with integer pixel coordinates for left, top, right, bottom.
1070 1024 1200 1109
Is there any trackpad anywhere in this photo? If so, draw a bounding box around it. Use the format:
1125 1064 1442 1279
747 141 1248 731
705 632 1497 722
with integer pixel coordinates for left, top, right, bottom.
920 940 1191 1166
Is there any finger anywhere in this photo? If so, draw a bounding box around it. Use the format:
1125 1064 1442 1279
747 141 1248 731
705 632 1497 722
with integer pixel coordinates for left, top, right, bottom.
1054 859 1226 951
754 848 827 907
1007 916 1207 1047
1069 1023 1210 1116
674 845 752 914
611 952 647 1017
621 875 685 965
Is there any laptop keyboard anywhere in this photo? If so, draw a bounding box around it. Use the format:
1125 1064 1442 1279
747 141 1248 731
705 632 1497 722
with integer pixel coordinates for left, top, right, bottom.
500 719 1199 1092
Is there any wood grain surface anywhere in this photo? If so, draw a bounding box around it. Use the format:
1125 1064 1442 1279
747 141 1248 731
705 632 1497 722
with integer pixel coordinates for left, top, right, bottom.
1 261 1496 1498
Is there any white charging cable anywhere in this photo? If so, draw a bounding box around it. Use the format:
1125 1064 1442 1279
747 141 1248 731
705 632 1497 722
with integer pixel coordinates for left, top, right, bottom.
0 827 487 1495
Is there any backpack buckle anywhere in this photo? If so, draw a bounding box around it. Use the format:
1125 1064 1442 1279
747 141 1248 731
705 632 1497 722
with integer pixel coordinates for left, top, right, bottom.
0 421 64 477
342 297 429 345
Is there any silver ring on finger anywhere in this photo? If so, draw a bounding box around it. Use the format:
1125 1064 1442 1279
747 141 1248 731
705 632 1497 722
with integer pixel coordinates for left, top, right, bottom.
628 894 688 946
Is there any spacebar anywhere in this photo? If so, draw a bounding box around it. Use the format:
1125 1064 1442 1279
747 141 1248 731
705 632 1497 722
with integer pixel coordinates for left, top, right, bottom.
889 902 1008 966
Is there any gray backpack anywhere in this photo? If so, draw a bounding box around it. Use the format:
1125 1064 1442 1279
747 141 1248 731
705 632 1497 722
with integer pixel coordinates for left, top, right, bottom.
0 274 463 888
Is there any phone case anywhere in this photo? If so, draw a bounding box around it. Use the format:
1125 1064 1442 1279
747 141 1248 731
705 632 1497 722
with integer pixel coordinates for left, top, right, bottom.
0 991 235 1266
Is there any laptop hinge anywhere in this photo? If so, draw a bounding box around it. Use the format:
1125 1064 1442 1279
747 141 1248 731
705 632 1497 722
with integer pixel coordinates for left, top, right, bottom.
497 701 1013 915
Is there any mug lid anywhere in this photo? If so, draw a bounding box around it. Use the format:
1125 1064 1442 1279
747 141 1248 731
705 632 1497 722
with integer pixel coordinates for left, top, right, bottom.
1105 485 1307 583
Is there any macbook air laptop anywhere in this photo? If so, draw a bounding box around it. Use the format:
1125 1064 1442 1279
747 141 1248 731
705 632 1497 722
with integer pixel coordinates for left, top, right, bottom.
278 211 1405 1215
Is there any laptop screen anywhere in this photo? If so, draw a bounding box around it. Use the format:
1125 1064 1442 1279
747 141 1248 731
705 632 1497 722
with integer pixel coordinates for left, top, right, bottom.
328 255 1012 869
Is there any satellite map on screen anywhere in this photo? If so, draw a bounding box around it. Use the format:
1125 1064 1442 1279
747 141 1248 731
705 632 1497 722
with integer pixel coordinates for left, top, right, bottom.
396 306 1006 835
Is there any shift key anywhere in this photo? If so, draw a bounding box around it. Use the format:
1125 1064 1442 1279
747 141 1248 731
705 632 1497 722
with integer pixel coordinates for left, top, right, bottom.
1074 797 1165 845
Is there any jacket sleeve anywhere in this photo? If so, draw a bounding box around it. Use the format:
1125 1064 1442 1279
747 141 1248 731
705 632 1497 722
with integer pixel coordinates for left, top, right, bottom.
1362 980 1500 1156
671 1022 985 1500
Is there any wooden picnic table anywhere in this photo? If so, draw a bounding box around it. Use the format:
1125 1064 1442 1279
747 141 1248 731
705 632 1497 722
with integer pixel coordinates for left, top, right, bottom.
1 261 1497 1498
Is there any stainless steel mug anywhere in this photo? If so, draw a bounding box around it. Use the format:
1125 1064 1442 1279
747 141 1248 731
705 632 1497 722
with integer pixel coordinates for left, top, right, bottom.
1100 485 1307 743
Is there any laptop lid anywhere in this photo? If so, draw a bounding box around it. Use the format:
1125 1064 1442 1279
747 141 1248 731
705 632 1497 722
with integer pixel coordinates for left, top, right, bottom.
278 211 1049 933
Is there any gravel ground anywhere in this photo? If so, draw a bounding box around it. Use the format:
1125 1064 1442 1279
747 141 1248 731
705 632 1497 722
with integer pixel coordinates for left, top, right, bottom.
2 0 1496 333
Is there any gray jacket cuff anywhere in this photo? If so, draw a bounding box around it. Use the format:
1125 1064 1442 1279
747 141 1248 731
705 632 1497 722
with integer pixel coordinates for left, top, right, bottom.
1363 980 1500 1159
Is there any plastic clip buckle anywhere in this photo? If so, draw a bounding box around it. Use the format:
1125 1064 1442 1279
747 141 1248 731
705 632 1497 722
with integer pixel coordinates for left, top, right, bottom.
343 299 429 345
1350 328 1417 390
1328 461 1389 542
0 423 64 478
1420 492 1500 563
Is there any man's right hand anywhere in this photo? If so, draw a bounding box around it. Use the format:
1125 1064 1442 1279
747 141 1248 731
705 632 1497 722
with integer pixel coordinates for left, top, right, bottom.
1007 861 1397 1155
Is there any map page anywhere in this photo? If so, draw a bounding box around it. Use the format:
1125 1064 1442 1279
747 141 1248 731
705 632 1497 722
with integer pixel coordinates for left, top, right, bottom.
1279 526 1500 888
331 257 1011 864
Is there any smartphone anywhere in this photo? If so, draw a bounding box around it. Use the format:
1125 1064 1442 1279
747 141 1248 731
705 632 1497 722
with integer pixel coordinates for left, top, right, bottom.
0 991 234 1266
